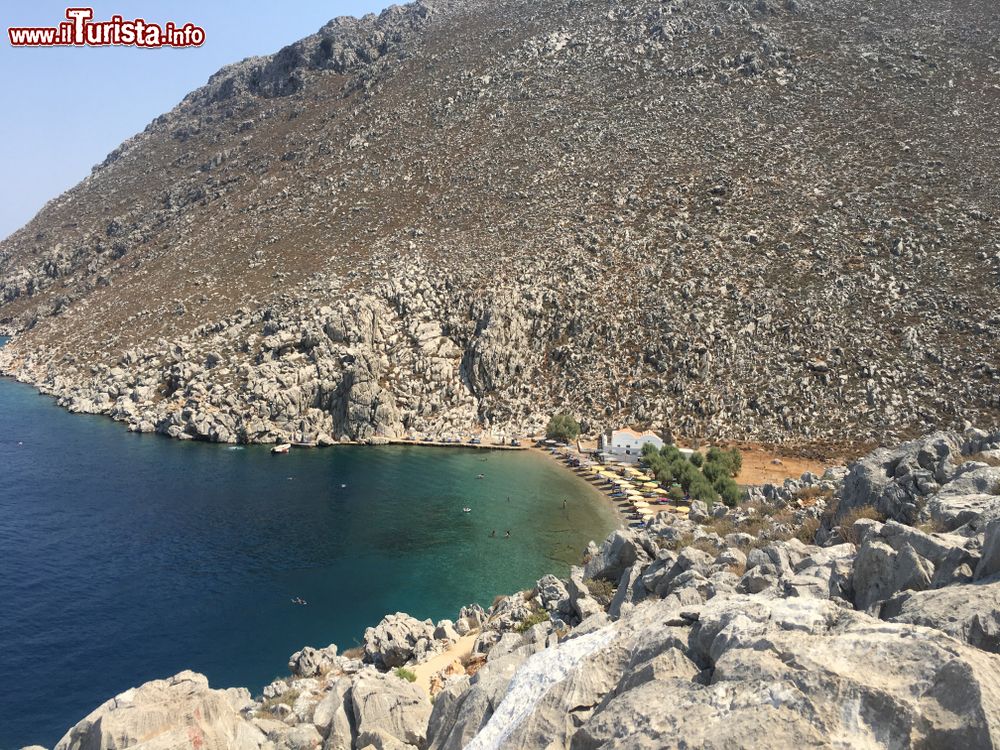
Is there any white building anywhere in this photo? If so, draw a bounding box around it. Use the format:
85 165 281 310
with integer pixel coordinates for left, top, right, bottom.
599 428 664 463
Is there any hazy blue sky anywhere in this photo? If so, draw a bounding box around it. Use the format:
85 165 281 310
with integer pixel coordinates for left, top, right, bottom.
0 1 389 240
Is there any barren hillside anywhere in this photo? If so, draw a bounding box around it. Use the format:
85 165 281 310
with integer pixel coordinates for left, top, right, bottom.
1 0 998 448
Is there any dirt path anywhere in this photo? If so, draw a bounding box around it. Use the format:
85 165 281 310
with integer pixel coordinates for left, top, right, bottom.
412 633 478 695
733 445 832 485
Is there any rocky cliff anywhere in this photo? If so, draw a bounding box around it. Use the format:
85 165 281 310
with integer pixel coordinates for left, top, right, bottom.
35 429 1000 749
2 0 999 447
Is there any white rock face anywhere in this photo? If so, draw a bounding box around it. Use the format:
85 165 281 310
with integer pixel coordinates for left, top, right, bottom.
464 627 617 750
53 671 266 750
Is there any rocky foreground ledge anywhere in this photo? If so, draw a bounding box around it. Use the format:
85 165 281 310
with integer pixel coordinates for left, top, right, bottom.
34 428 1000 750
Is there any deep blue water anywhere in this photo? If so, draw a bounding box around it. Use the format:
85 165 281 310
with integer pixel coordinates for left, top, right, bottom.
0 338 615 748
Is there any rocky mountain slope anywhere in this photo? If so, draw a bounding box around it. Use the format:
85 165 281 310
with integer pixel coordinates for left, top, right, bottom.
35 428 1000 749
2 0 999 447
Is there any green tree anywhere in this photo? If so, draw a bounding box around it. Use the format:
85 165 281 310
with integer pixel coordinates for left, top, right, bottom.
701 461 727 483
706 446 743 478
641 442 660 458
690 450 704 467
660 444 682 462
688 474 719 503
546 413 580 443
726 447 743 477
713 476 742 507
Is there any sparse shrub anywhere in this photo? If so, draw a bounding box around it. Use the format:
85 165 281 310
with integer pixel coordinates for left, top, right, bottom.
796 486 834 502
795 517 820 544
704 517 734 537
967 452 1000 467
341 646 364 660
820 495 841 526
546 413 580 443
584 577 616 605
516 609 550 633
665 532 695 551
726 561 747 577
838 506 886 546
491 594 506 608
261 688 301 713
690 537 722 555
916 518 947 535
394 667 417 683
740 515 770 537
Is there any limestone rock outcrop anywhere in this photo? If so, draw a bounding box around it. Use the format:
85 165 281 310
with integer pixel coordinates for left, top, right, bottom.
53 671 265 750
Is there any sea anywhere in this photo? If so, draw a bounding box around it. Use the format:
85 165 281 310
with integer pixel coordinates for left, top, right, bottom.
0 336 616 748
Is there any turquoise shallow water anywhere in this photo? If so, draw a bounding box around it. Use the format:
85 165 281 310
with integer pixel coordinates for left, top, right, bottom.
0 345 615 748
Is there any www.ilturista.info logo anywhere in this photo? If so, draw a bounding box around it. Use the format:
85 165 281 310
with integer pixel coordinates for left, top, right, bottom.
8 7 205 48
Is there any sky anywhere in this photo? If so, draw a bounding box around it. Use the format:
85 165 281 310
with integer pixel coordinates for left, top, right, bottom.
0 1 390 240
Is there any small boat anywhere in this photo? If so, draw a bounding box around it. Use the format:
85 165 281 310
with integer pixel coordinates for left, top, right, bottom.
271 443 291 454
476 473 485 479
291 597 308 606
462 507 472 513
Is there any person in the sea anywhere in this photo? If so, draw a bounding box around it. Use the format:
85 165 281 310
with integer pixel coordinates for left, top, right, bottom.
490 529 496 537
504 530 511 538
562 498 567 509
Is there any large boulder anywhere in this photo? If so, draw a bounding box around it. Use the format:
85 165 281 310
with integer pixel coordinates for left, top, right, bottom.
364 613 437 669
837 431 963 525
536 574 573 616
583 529 653 583
54 671 265 750
851 519 979 611
312 676 354 749
882 573 1000 653
976 517 1000 581
571 596 1000 749
289 644 339 678
350 672 432 749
